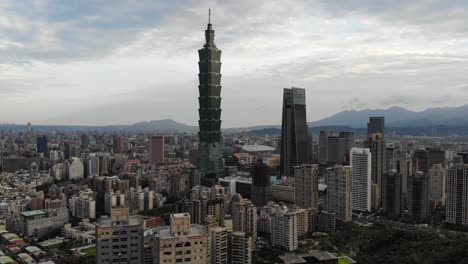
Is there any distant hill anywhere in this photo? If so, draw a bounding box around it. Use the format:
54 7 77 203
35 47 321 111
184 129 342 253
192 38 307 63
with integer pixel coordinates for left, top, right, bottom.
126 119 197 132
308 105 468 128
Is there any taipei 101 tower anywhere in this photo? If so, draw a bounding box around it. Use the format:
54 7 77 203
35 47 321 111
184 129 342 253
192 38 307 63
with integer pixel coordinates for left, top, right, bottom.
197 10 224 187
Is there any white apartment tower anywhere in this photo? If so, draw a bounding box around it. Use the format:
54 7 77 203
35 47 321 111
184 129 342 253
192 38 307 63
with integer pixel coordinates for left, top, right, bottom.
350 148 372 212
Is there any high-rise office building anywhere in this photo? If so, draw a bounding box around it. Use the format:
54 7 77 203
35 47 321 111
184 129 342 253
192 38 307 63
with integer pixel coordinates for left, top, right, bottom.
294 164 319 210
87 156 100 177
113 136 125 154
325 165 352 222
446 164 468 226
251 161 271 207
382 170 402 218
153 213 208 264
96 207 144 264
68 157 84 180
367 116 385 139
369 133 386 209
350 148 372 212
149 135 165 164
280 87 311 177
36 135 48 154
414 148 446 175
197 17 224 187
318 130 333 164
428 164 446 208
327 136 345 164
339 131 355 163
63 141 72 159
81 134 89 150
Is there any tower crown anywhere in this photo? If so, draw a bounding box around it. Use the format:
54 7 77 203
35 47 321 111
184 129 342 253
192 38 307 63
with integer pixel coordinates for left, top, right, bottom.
204 9 216 48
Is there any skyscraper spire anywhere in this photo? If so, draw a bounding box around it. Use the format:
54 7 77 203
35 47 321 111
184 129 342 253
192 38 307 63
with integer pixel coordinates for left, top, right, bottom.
204 9 215 47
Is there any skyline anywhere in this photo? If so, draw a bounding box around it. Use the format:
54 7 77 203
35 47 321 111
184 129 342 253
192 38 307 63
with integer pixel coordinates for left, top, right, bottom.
0 0 467 127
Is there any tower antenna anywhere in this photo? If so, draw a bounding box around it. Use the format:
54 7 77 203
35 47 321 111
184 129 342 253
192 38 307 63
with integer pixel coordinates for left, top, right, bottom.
209 8 211 24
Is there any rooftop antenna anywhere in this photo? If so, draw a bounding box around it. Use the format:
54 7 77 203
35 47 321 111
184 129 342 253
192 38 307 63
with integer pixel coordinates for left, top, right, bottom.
209 8 211 24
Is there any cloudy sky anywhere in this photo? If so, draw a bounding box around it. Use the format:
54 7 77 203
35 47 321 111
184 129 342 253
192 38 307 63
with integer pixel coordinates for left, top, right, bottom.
0 0 467 127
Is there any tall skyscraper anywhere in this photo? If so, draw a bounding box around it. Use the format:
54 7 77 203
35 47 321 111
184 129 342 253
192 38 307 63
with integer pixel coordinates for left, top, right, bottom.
197 15 224 187
367 116 385 139
231 194 257 241
294 164 319 210
446 165 468 226
339 131 355 163
369 133 386 209
325 165 352 222
149 135 165 164
350 148 372 212
280 87 311 177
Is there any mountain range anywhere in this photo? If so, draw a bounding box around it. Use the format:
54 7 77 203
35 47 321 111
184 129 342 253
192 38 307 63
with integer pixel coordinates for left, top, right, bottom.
2 105 468 134
308 104 468 128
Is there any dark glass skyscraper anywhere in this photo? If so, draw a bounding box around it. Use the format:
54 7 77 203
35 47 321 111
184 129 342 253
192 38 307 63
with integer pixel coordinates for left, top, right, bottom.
37 135 48 154
197 16 224 187
280 87 311 177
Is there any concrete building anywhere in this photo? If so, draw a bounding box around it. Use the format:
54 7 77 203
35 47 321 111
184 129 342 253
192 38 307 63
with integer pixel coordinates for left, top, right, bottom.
272 183 295 204
87 155 100 177
20 209 69 240
231 194 257 241
325 166 352 222
96 207 144 264
270 206 299 251
153 213 208 264
350 148 372 212
446 164 468 226
149 135 165 165
294 164 319 210
68 157 84 180
187 185 227 226
68 193 96 219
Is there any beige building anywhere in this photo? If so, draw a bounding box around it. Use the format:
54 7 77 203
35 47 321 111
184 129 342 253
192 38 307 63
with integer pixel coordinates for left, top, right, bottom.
325 165 352 222
231 194 257 240
153 213 208 264
294 164 319 210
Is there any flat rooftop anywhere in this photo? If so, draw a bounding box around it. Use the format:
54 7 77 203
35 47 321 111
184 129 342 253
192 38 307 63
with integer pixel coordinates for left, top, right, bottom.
21 210 47 217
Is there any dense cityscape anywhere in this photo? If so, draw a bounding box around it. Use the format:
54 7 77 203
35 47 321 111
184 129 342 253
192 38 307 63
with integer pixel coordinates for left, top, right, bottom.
1 4 468 264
